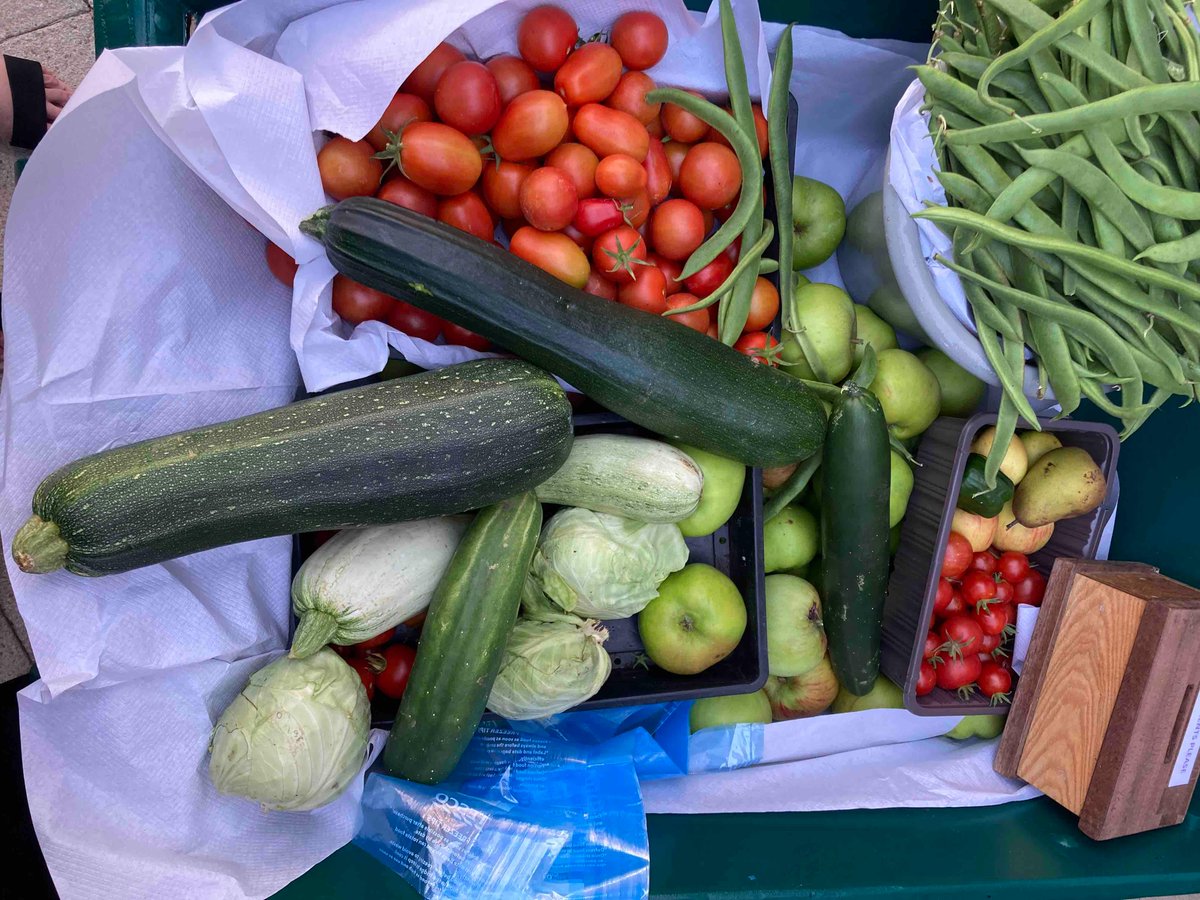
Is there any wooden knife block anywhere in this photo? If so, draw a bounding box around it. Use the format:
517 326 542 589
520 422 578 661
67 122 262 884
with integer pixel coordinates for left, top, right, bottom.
995 560 1200 841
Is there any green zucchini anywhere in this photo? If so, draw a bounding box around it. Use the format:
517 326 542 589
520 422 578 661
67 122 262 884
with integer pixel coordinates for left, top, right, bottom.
957 453 1015 517
383 491 541 784
301 199 826 468
820 383 891 695
534 434 703 523
12 360 570 576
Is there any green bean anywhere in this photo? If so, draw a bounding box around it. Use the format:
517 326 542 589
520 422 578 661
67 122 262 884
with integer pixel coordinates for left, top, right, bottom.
1169 129 1200 191
986 390 1022 487
768 23 796 339
938 170 997 213
978 0 1005 55
1137 227 1200 263
1028 316 1083 413
1068 280 1189 386
916 65 1043 129
1122 0 1172 84
1165 6 1200 81
973 302 1039 424
663 221 774 317
1125 115 1153 159
954 238 1026 340
1111 0 1132 62
1088 3 1115 100
1061 184 1082 295
646 88 762 282
1091 209 1130 257
1153 0 1184 61
939 51 1054 113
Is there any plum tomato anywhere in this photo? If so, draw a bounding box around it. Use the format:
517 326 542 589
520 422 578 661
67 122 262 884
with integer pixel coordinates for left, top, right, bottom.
332 275 392 324
661 90 709 143
968 550 998 576
480 160 533 220
583 269 618 300
744 277 780 332
643 137 672 205
997 551 1031 584
367 92 431 151
437 190 494 242
1014 569 1047 607
442 321 491 351
617 266 668 315
940 614 984 656
663 139 690 182
961 570 998 607
607 71 662 125
646 113 665 138
377 175 439 218
595 153 648 199
663 293 711 332
684 253 734 298
679 142 742 210
916 660 938 696
555 42 623 106
510 226 591 288
434 60 502 134
649 198 706 261
492 90 570 161
398 122 482 195
734 332 780 366
265 242 297 287
375 644 417 700
942 532 974 579
707 103 768 158
573 103 650 161
610 11 669 70
486 54 540 106
545 142 599 199
978 660 1013 701
562 222 593 252
574 197 625 237
401 42 466 104
650 253 684 295
387 300 442 342
519 166 579 231
935 652 981 692
317 136 382 200
517 5 578 73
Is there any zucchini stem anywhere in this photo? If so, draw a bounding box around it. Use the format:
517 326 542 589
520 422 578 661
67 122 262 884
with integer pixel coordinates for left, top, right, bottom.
289 609 340 659
299 206 334 242
12 515 68 574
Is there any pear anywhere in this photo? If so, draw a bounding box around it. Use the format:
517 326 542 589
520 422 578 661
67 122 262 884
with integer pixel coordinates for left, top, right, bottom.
1018 431 1063 468
993 500 1054 553
971 426 1028 485
1013 447 1106 527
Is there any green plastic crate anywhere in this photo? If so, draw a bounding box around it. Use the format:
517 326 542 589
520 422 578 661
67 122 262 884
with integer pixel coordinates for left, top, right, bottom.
91 1 1200 896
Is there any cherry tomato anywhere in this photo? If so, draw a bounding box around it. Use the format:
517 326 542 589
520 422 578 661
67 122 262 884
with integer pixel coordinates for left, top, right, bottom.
610 10 669 70
979 631 1003 656
434 61 502 134
734 332 780 366
663 293 711 332
510 226 591 288
555 42 622 106
402 42 466 104
352 630 394 652
348 656 378 701
607 71 661 125
978 660 1013 700
943 589 966 618
662 91 709 143
936 652 981 692
649 198 706 261
933 578 956 617
595 153 648 199
942 532 974 579
492 90 570 161
923 629 944 661
968 550 998 576
518 167 578 231
265 242 297 287
941 614 984 657
388 300 442 341
583 270 618 300
518 5 578 73
480 160 533 220
997 551 1031 584
367 92 432 151
663 139 690 182
486 54 540 106
684 253 735 298
617 266 668 315
573 103 650 161
707 103 768 158
398 122 482 195
438 190 494 242
376 175 438 218
442 321 491 351
375 644 417 700
574 197 625 237
545 142 599 200
973 601 1011 637
961 570 999 607
332 275 392 324
994 578 1014 604
1014 569 1047 607
650 252 684 294
679 142 742 209
745 277 780 332
916 660 938 697
620 190 652 228
642 138 672 206
317 137 382 200
592 225 649 284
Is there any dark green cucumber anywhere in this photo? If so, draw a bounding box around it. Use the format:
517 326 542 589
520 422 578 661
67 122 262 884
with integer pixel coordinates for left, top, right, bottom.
383 491 541 784
301 198 826 468
12 360 570 576
820 383 891 695
957 453 1014 517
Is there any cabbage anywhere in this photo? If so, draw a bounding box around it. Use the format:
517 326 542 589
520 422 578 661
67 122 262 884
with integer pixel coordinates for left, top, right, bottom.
208 648 369 811
530 508 689 619
487 614 612 720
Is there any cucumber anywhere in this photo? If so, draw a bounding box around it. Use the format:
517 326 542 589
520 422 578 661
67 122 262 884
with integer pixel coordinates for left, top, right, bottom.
383 492 541 784
12 360 570 576
301 199 827 468
534 434 703 523
820 383 891 695
957 453 1015 517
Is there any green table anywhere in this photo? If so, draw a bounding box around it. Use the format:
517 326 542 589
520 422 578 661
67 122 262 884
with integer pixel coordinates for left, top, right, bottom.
91 0 1200 896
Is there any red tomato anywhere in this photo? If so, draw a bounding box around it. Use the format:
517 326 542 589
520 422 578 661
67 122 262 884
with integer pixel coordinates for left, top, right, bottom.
399 122 482 195
519 167 579 231
574 197 625 237
555 42 623 106
573 103 650 161
650 253 684 294
348 657 378 701
642 138 672 206
610 11 669 70
375 644 417 700
434 61 502 134
662 91 709 143
679 142 742 210
592 225 649 284
486 54 540 106
562 223 593 252
517 5 578 72
663 293 711 332
973 602 1011 637
387 300 442 341
332 275 392 324
620 190 652 228
922 629 944 661
1014 569 1047 607
265 242 297 287
961 570 998 606
402 42 466 104
317 137 382 200
933 578 955 617
607 71 661 125
367 92 432 151
646 113 665 138
968 550 998 576
442 321 491 351
942 532 974 579
480 160 533 220
916 660 938 697
943 588 967 618
617 266 668 315
583 270 618 300
706 323 719 339
510 226 591 288
684 253 735 298
941 614 984 656
745 277 780 332
376 175 438 218
545 142 599 199
352 630 394 652
663 139 690 182
707 103 769 158
978 660 1013 700
649 198 706 261
994 578 1015 604
997 551 1031 584
492 90 570 161
979 631 1003 656
936 652 981 692
734 332 780 366
438 190 494 241
595 153 648 198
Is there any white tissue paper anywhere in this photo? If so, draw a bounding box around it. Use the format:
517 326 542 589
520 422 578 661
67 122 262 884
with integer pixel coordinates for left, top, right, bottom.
0 1 1039 896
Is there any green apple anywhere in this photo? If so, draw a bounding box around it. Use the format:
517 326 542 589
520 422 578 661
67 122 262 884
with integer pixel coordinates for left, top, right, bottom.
918 349 985 417
672 444 745 537
763 505 819 573
792 176 847 271
844 191 886 258
765 574 826 677
889 450 914 528
639 564 747 675
869 349 942 440
831 675 903 713
853 305 898 365
795 271 811 290
945 714 1006 740
689 689 773 732
764 656 839 720
867 283 931 345
778 283 855 383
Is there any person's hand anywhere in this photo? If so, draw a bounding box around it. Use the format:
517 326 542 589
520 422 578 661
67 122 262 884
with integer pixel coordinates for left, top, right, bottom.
44 68 71 126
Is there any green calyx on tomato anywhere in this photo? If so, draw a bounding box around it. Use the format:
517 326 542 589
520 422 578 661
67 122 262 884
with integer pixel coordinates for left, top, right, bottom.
599 231 652 281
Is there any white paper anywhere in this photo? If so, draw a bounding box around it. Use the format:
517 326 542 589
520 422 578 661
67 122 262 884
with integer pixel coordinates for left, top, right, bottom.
1168 690 1200 788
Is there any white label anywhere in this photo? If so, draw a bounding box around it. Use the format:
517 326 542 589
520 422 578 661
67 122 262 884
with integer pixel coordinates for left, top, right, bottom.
1169 690 1200 788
